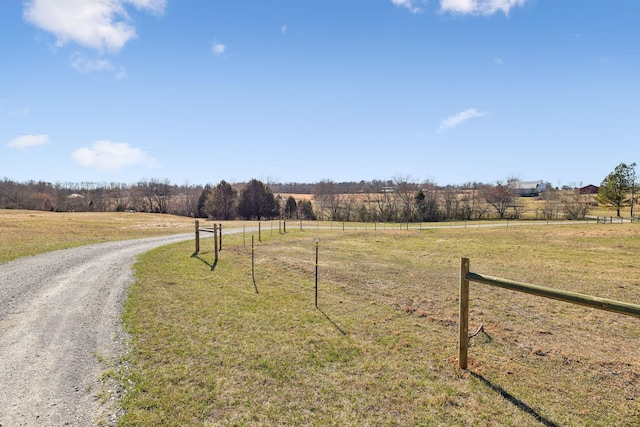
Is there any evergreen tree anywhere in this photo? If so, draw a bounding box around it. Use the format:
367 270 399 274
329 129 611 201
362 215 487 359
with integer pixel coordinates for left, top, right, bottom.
237 179 277 220
298 199 316 220
205 180 237 220
196 184 212 218
597 162 637 217
284 196 298 219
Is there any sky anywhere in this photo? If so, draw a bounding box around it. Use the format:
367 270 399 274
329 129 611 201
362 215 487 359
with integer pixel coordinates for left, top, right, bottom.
1 0 639 187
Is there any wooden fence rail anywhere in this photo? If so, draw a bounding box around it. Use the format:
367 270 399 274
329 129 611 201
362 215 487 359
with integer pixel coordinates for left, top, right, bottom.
194 220 220 263
459 257 640 369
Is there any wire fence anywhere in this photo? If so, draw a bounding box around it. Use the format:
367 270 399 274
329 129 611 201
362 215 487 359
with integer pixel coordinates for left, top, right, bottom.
191 218 640 421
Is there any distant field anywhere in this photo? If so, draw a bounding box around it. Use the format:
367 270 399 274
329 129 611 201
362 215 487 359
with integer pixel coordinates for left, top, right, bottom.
0 210 196 264
122 222 640 426
276 192 637 221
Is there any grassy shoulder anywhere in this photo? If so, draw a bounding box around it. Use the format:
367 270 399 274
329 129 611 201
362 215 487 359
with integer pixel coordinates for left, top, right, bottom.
123 223 640 426
0 209 197 264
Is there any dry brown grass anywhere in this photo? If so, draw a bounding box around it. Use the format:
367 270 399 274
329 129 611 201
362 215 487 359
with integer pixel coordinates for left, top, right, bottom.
0 209 196 264
123 222 640 426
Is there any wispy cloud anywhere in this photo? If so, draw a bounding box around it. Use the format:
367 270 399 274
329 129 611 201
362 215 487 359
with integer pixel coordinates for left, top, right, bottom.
71 140 156 171
8 134 50 149
211 42 226 55
439 0 528 16
282 25 287 35
23 0 167 52
70 53 114 73
391 0 423 14
438 108 487 132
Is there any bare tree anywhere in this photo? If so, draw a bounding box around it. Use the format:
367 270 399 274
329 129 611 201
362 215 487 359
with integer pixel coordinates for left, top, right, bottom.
137 179 156 212
394 175 419 222
562 188 592 220
441 186 459 220
538 187 561 220
459 183 483 220
415 181 440 221
482 181 515 219
360 180 384 222
173 182 202 217
314 180 345 221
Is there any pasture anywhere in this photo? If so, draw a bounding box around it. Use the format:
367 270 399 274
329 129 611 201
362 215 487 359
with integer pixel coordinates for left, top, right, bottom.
0 210 196 264
121 221 640 426
2 210 638 425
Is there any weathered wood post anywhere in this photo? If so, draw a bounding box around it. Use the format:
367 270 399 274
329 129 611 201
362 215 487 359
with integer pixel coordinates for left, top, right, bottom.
214 223 219 262
195 220 200 254
459 258 470 369
218 223 222 251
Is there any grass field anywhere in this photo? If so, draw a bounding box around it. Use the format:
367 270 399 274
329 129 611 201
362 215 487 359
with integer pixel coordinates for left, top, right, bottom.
0 209 198 264
2 209 638 425
121 221 640 426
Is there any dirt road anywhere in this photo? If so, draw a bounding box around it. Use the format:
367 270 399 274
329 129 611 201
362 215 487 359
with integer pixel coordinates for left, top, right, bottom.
0 234 194 426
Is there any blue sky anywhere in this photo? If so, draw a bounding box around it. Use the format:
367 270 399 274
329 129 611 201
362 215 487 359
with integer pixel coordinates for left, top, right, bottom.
1 0 639 187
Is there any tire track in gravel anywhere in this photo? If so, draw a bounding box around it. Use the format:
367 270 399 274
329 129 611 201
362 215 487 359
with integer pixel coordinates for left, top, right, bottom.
0 233 197 426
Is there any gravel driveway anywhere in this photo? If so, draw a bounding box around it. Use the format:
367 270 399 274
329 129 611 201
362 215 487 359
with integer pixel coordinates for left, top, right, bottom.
0 233 194 426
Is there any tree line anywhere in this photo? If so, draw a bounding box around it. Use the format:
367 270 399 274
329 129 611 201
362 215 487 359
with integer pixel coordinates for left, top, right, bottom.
311 177 598 222
1 174 618 222
3 162 637 221
0 177 315 220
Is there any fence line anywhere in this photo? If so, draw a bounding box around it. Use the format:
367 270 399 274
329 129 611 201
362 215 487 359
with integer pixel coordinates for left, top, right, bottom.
458 257 640 369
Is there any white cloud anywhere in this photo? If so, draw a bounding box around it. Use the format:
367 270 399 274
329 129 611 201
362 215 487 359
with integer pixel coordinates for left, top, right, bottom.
211 42 226 55
71 140 156 171
439 0 528 16
23 0 167 52
282 25 287 35
8 134 50 149
391 0 423 14
125 0 166 14
438 108 487 132
70 53 114 73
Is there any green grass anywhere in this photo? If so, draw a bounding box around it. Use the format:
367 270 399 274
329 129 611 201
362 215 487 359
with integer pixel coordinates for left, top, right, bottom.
122 223 640 426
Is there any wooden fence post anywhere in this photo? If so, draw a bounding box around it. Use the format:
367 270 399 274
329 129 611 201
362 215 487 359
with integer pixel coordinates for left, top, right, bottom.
195 220 200 254
214 223 219 262
219 223 222 251
459 257 470 369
